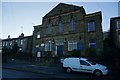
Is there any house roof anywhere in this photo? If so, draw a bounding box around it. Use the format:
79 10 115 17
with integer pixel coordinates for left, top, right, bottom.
43 3 84 18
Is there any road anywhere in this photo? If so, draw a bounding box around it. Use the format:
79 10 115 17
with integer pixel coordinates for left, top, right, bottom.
2 68 120 80
2 69 55 78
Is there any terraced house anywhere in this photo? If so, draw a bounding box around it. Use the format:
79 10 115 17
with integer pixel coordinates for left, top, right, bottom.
2 33 33 55
32 3 103 57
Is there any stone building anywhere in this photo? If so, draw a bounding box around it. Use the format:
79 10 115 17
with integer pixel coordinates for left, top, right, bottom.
2 33 33 54
32 3 103 57
110 17 120 48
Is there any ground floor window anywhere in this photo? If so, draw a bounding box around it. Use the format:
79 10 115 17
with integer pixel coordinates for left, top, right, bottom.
45 43 52 51
68 40 77 51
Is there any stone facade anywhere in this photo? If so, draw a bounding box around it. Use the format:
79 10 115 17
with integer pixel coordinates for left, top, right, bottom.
32 3 103 57
2 33 33 54
110 17 120 48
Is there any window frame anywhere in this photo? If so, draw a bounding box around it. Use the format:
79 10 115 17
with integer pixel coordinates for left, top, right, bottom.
57 21 63 33
69 18 76 31
37 31 41 39
88 22 95 32
117 20 120 30
46 23 52 35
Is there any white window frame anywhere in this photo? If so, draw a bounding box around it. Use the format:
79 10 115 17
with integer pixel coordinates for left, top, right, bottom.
68 40 77 51
73 40 77 50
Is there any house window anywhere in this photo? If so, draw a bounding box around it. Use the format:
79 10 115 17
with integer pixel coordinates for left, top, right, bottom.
35 45 39 52
46 23 52 34
73 40 77 50
57 21 63 33
21 40 23 46
119 34 120 42
3 42 5 46
69 18 76 31
6 42 7 46
10 41 12 46
68 41 73 51
0 42 2 46
19 48 22 51
68 40 77 51
88 22 95 32
117 20 120 30
37 32 40 38
45 43 52 51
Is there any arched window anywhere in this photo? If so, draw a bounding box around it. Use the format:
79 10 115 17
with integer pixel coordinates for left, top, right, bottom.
69 18 76 31
46 23 52 34
57 21 63 33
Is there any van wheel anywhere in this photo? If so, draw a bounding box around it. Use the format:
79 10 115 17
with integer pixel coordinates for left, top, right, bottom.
66 68 72 73
94 70 102 77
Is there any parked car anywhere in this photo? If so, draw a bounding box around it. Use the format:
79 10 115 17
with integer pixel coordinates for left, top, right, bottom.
62 57 108 76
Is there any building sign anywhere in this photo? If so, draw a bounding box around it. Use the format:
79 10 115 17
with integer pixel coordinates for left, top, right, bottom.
56 42 63 45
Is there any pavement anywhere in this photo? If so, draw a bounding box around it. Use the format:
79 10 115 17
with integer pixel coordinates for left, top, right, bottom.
2 63 63 75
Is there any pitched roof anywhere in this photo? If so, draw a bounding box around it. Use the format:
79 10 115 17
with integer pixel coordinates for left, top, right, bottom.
43 3 83 18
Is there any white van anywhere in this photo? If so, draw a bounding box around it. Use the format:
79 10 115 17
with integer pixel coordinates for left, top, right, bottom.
62 57 108 76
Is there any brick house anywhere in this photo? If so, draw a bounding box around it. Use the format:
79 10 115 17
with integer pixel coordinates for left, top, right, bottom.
2 33 33 54
110 17 120 48
32 3 103 57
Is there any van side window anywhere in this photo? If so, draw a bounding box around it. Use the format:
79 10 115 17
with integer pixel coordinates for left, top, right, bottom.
80 60 90 66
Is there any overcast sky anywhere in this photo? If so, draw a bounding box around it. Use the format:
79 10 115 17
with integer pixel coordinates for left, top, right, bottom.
1 2 118 39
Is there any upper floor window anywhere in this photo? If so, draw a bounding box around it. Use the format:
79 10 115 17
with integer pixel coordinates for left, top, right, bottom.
21 40 23 46
117 20 120 30
37 32 40 38
46 23 52 34
88 22 95 32
57 21 63 33
69 18 76 31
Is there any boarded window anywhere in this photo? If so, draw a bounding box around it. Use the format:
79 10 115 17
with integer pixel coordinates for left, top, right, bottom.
88 22 95 32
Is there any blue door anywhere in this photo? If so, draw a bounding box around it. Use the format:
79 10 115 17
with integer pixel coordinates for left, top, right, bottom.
57 46 63 56
89 41 96 56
